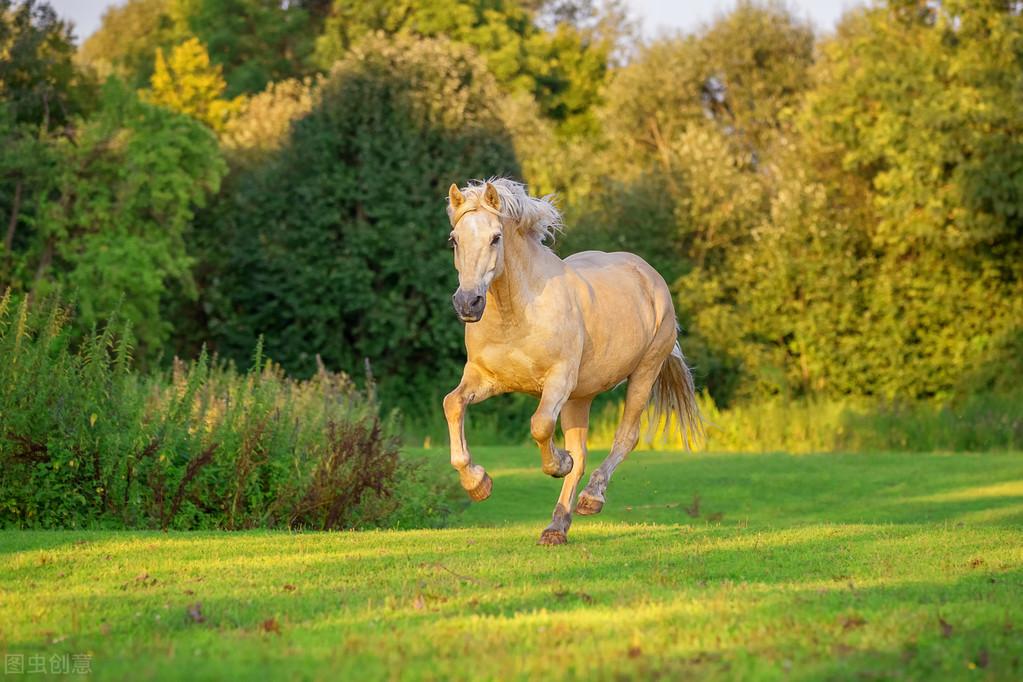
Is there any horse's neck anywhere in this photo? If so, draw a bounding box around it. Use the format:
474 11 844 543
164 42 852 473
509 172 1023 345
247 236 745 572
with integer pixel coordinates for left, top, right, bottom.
488 232 555 322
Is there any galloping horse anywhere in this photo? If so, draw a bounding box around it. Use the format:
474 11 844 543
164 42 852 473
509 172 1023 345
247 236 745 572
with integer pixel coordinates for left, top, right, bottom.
443 178 704 545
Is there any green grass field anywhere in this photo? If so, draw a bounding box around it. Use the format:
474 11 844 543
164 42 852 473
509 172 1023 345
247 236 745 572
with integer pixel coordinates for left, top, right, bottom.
2 447 1022 680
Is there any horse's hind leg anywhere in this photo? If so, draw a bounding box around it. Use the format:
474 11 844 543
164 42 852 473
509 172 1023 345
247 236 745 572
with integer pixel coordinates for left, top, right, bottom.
539 398 591 546
577 339 672 515
444 364 500 501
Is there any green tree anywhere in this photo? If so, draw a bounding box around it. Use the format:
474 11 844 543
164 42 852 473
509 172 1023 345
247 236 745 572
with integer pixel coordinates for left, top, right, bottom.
313 0 620 135
0 0 94 127
199 34 520 415
683 1 1023 402
2 81 226 357
80 0 314 97
77 0 179 89
174 0 316 96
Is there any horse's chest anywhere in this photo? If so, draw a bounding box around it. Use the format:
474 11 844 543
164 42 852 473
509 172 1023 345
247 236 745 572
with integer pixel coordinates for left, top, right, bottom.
473 343 549 395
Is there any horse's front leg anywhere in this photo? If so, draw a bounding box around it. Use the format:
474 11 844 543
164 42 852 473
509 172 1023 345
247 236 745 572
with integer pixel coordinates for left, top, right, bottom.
443 365 499 501
530 366 577 479
539 398 591 546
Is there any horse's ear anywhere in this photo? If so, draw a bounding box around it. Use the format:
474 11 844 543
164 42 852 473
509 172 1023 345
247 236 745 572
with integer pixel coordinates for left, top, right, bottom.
448 184 465 211
483 182 501 211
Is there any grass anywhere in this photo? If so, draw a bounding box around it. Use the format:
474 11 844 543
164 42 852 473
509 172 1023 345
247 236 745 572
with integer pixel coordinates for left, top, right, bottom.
1 446 1022 680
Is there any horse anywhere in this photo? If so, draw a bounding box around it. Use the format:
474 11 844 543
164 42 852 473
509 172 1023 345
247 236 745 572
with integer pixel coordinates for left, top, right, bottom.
442 178 704 545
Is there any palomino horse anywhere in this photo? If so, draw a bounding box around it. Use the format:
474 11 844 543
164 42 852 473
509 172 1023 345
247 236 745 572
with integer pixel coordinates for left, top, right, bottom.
443 178 704 545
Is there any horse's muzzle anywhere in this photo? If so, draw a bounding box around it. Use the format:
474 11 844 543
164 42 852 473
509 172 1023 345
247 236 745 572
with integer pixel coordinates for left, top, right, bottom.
452 288 485 323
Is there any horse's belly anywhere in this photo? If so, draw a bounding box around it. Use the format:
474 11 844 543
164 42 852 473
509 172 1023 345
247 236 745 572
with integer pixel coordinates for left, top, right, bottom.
567 254 673 396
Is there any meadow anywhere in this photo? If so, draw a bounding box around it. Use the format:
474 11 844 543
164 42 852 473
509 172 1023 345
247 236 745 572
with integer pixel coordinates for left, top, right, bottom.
2 446 1021 680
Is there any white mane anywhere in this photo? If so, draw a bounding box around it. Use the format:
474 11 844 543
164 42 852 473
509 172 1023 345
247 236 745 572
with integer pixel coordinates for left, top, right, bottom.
449 178 563 244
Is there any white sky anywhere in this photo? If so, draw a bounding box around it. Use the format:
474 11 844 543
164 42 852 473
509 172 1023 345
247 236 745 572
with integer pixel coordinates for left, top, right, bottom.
50 0 863 44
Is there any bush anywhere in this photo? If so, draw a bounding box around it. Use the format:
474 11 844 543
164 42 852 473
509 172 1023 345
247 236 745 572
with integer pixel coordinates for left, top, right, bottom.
0 291 462 529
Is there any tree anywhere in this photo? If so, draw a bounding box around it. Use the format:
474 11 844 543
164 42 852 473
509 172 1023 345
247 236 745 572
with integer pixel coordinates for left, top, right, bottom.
174 0 316 96
199 35 521 415
682 1 1023 402
80 0 315 97
77 0 180 90
2 80 226 357
141 36 244 132
220 76 322 165
312 0 620 135
0 0 94 127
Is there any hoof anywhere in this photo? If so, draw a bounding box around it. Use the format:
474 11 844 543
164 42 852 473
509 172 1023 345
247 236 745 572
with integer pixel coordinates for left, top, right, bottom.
466 473 492 502
542 449 574 479
538 528 567 546
576 491 604 516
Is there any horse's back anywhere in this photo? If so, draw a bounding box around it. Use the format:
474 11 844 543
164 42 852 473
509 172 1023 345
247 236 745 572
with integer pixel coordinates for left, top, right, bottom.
565 250 673 313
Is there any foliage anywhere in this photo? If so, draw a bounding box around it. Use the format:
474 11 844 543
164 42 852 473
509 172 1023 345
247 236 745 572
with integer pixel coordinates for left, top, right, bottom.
678 1 1023 404
560 3 816 399
174 0 317 97
6 0 1023 450
220 76 322 165
1 80 226 356
312 0 621 136
142 36 245 133
77 0 180 90
0 0 94 127
0 292 460 529
199 34 521 418
3 448 1022 678
562 4 812 271
80 0 315 97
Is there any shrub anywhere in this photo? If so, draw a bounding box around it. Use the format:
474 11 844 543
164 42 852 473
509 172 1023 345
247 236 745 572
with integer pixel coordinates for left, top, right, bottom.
0 291 462 529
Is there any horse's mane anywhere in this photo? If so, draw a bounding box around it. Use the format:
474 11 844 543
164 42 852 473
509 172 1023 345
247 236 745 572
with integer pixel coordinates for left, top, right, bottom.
449 178 563 245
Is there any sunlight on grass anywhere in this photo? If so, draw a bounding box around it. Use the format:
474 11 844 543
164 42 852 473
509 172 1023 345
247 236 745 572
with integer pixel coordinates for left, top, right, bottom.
909 480 1023 502
2 449 1022 680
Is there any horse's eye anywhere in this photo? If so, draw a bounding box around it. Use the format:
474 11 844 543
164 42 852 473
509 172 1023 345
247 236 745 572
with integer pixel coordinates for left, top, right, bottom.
490 234 502 246
448 235 457 249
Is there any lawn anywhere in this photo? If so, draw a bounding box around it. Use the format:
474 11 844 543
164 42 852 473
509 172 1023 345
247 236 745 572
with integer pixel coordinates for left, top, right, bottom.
1 446 1022 680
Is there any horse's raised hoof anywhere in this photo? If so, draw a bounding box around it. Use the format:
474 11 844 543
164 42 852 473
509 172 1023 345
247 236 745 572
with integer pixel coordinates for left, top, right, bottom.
466 473 493 502
542 448 574 479
538 528 567 546
576 491 604 516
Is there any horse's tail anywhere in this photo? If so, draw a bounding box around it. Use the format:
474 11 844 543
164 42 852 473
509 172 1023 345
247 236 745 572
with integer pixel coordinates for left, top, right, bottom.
650 340 705 450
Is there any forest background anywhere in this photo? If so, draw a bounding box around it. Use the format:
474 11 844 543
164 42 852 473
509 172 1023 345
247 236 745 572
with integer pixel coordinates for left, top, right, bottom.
2 0 1021 455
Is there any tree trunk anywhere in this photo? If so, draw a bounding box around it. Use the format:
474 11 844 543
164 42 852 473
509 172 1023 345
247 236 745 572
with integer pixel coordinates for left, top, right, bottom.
3 180 22 252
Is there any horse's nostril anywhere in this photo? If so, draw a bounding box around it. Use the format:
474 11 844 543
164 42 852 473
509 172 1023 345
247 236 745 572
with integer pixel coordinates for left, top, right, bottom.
471 295 484 308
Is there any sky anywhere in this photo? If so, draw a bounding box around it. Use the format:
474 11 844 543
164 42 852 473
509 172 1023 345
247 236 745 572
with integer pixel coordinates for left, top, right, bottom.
49 0 863 44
